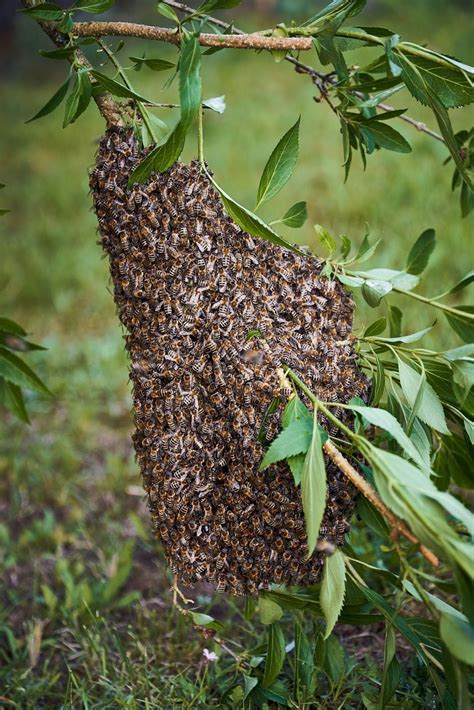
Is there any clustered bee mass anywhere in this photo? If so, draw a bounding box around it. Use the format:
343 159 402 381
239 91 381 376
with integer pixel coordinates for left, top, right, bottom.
90 128 369 596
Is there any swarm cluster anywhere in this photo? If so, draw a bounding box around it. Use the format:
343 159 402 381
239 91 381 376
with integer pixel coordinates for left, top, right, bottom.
90 128 369 596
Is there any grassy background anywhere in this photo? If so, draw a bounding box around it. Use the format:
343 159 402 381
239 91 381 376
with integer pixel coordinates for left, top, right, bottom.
0 1 473 706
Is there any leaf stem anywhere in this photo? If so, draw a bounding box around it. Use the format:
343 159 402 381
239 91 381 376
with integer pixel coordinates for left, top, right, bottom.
197 107 204 166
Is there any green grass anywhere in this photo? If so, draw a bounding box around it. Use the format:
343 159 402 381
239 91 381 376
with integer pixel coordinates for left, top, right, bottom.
0 3 473 707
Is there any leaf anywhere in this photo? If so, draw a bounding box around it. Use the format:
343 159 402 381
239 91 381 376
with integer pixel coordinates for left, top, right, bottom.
90 70 149 102
20 3 64 20
380 624 401 707
321 550 346 639
243 675 258 700
397 358 449 434
0 347 50 396
359 120 411 153
279 201 307 228
354 233 381 263
0 318 27 337
73 0 115 13
26 73 71 123
447 270 474 295
39 46 77 60
294 618 315 702
406 228 436 275
128 123 184 186
198 0 242 14
361 279 392 307
63 70 92 127
302 409 327 557
190 612 224 631
179 35 202 132
256 118 300 208
202 95 226 113
356 495 390 537
347 404 428 470
259 418 313 470
0 379 30 423
259 597 283 625
212 178 300 253
130 56 175 72
156 2 179 22
439 613 474 666
427 91 473 190
282 395 312 429
373 324 433 344
363 317 386 337
388 305 402 338
446 307 474 343
314 224 337 256
263 623 285 688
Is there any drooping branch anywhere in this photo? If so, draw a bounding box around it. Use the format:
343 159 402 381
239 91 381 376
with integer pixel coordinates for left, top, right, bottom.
21 0 123 127
73 21 313 51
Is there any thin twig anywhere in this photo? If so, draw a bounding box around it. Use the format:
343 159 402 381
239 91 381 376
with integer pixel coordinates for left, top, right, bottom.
322 440 439 568
73 21 313 51
378 102 444 143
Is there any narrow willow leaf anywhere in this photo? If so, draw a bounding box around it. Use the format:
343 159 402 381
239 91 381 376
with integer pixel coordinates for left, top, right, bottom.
0 379 30 423
259 597 283 625
211 178 300 252
179 35 202 132
20 3 64 20
388 304 402 338
0 318 27 337
397 358 449 434
373 324 433 344
90 70 149 102
294 618 315 702
357 495 390 537
381 624 401 707
63 70 92 127
26 73 71 123
361 279 392 307
243 675 258 700
128 123 184 186
447 270 474 295
259 418 313 470
73 0 115 12
39 46 77 60
445 307 474 343
315 224 337 256
202 95 226 113
0 347 50 395
321 550 346 639
279 201 307 228
439 613 474 666
130 56 175 72
347 404 428 470
363 317 387 337
354 233 381 263
256 118 300 208
190 612 224 631
360 121 411 153
198 0 242 13
263 623 286 688
337 274 364 288
156 2 179 22
406 228 436 275
443 344 474 361
302 410 327 557
370 358 385 407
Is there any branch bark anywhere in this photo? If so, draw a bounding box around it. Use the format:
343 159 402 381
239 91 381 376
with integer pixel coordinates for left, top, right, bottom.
73 21 313 51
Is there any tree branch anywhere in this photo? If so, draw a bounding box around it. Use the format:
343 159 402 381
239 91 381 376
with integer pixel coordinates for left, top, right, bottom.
21 0 123 127
73 21 313 51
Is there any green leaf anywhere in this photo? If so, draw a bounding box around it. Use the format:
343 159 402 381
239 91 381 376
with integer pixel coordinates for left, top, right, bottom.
73 0 115 13
202 95 226 113
26 73 71 123
212 177 300 253
0 379 30 423
243 675 258 700
446 307 474 343
179 35 202 132
347 404 428 470
259 597 283 625
388 304 402 338
130 56 175 72
20 3 64 20
128 123 185 186
282 395 312 429
198 0 242 14
279 201 307 228
63 70 92 127
427 91 473 190
39 46 77 60
406 228 436 275
354 233 381 263
190 612 224 631
447 270 474 295
0 318 27 337
263 623 285 688
259 418 314 470
294 618 315 702
380 624 401 707
57 13 73 33
397 358 449 434
361 279 392 307
373 324 433 344
359 120 411 153
363 317 386 337
90 70 149 102
321 550 346 639
256 118 300 208
356 495 389 537
156 2 179 22
302 409 327 557
0 347 50 396
439 613 474 666
314 224 337 256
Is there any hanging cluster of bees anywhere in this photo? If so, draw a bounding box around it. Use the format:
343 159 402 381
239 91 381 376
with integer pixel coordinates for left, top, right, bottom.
90 128 369 596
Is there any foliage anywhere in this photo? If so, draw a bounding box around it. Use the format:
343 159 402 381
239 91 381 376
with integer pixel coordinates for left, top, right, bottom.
4 0 474 706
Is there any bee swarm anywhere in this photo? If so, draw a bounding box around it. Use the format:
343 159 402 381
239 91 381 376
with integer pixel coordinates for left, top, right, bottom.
90 128 369 596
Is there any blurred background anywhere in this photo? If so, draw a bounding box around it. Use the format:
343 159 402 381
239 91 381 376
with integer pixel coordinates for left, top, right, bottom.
0 1 473 704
